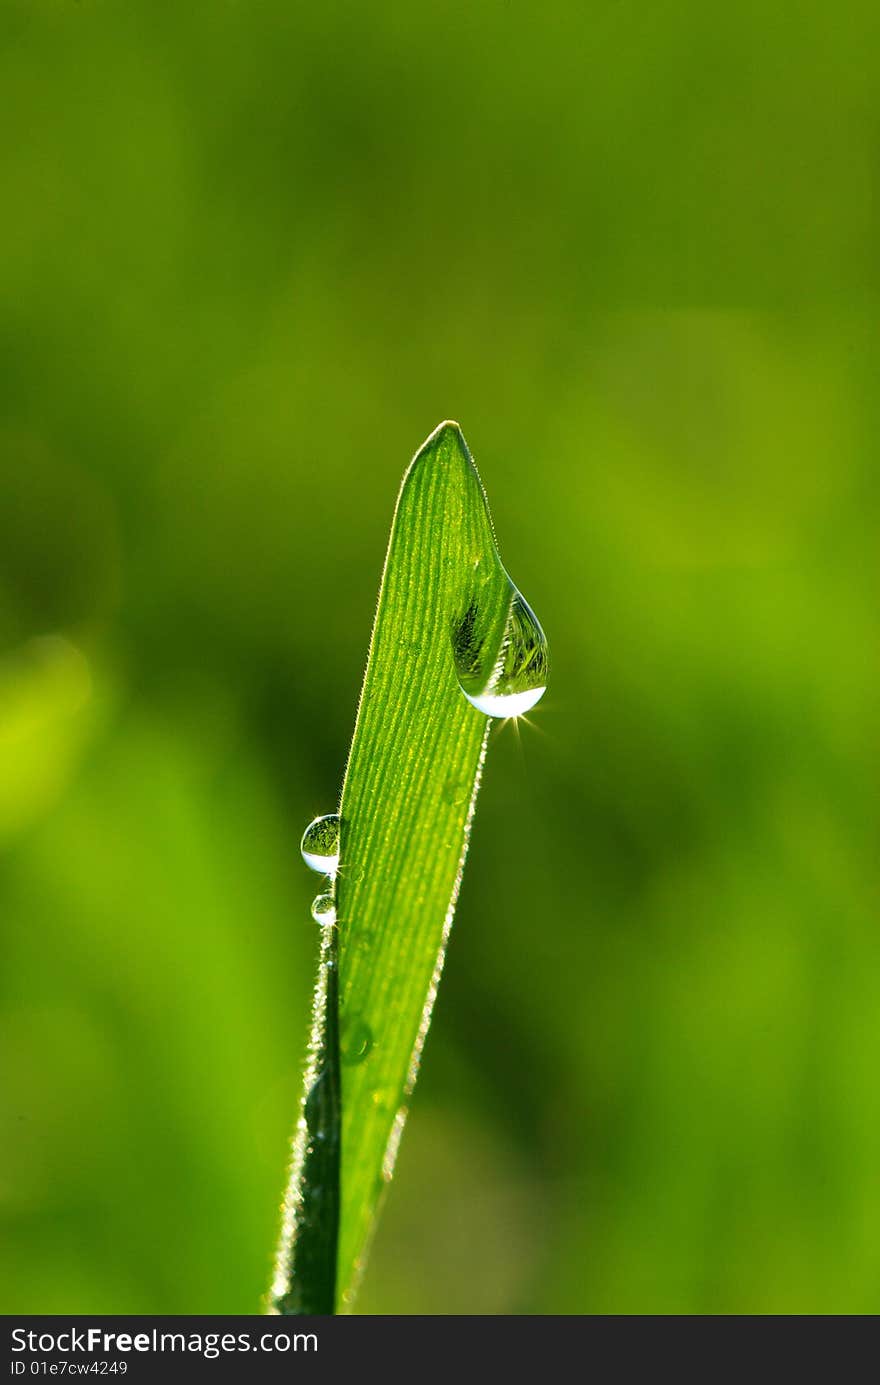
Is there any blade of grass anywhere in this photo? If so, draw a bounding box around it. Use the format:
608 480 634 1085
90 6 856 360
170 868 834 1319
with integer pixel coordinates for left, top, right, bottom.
270 421 543 1314
335 421 519 1309
269 926 339 1315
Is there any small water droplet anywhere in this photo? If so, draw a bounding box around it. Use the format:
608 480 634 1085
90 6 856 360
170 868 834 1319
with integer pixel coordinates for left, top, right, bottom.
300 813 340 876
340 1012 373 1065
442 774 469 807
453 586 548 718
311 892 337 926
353 925 375 954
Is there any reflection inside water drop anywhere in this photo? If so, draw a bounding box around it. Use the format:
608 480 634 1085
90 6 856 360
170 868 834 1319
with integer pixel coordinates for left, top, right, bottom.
310 892 337 926
452 586 548 719
300 813 340 876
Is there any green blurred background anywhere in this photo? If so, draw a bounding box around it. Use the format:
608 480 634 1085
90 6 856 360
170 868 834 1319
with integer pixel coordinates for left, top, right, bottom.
1 1 876 1314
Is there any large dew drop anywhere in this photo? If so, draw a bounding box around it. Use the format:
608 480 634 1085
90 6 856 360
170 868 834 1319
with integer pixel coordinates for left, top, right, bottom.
452 586 548 719
300 814 341 877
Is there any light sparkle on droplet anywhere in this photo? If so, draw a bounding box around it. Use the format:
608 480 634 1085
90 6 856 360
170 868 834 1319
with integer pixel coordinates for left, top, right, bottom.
463 685 546 718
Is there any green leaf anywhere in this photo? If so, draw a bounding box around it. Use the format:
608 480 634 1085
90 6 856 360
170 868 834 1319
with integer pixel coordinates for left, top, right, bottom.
270 421 547 1314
